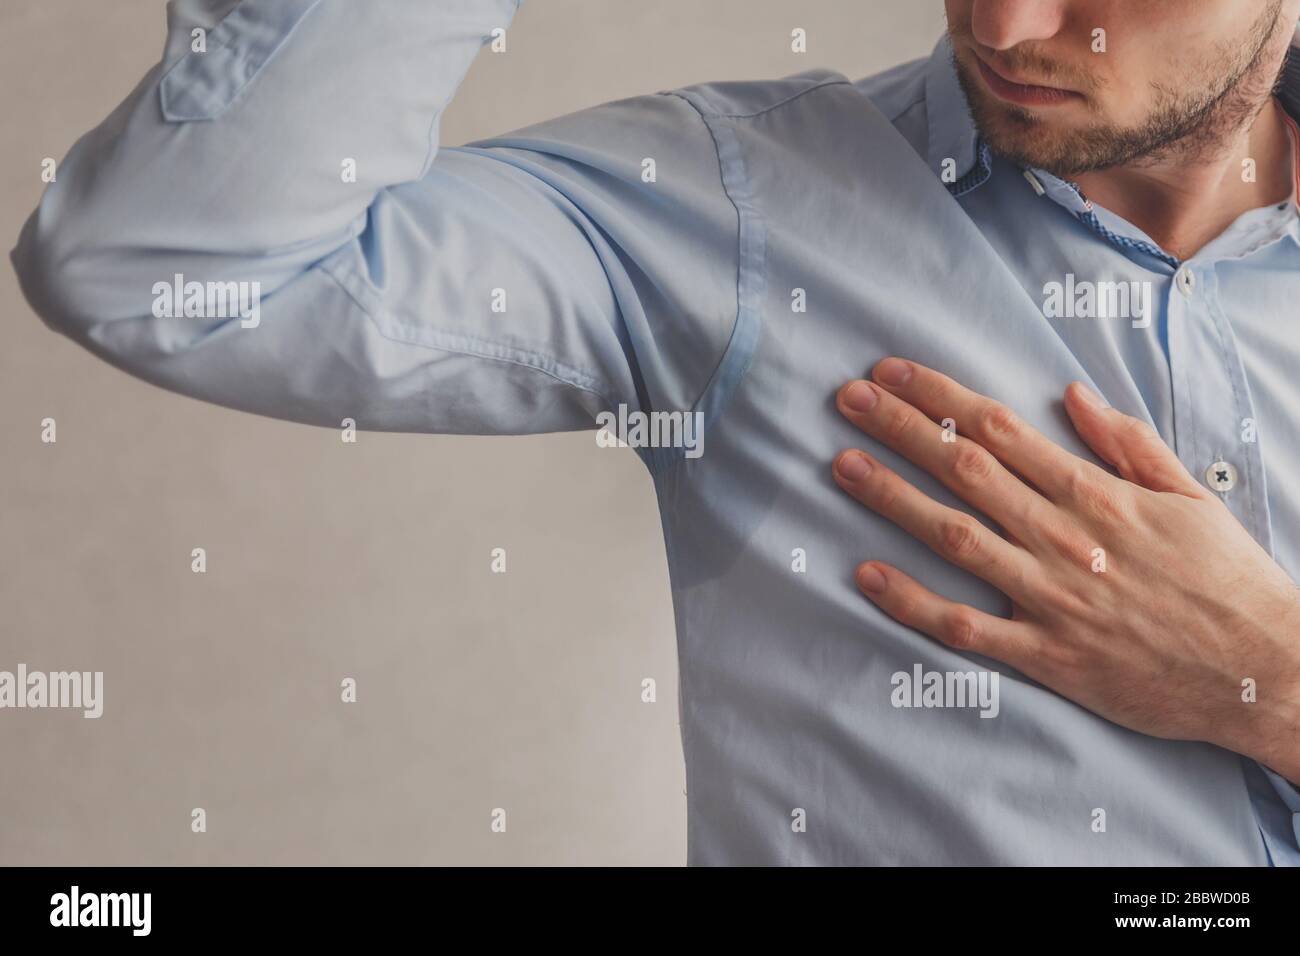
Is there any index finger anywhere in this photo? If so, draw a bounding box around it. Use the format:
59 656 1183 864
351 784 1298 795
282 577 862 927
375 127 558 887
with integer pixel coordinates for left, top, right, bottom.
870 357 1104 502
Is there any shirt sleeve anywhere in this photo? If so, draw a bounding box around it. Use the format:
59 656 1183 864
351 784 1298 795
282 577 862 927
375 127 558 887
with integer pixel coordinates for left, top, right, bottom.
1263 766 1300 856
9 0 740 438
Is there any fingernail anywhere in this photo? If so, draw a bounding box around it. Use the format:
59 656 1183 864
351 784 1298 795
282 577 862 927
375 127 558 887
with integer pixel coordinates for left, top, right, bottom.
857 564 887 593
843 381 878 412
875 358 912 387
1073 382 1105 408
836 452 872 481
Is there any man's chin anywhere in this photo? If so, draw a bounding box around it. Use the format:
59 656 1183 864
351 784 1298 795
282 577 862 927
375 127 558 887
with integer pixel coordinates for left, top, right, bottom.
959 81 1101 175
955 60 1070 172
981 125 1070 172
967 102 1079 174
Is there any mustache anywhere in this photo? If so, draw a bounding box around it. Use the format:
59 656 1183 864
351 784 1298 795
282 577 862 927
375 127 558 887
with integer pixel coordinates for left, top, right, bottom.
948 23 1098 93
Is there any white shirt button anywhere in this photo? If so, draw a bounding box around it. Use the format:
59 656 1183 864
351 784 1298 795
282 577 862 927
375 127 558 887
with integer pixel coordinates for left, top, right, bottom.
1205 459 1237 493
1175 267 1196 297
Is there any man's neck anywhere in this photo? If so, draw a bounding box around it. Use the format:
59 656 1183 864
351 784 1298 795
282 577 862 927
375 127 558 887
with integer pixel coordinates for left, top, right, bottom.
1072 97 1296 262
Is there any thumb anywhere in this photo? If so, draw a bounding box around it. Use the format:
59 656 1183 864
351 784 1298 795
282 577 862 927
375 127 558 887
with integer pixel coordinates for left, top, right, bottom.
1063 382 1206 497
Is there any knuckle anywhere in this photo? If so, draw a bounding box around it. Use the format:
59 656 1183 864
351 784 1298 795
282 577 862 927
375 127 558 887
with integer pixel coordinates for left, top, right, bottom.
892 588 921 623
978 403 1021 445
1061 463 1092 500
884 406 917 443
1073 471 1129 523
938 516 982 560
874 477 903 513
1120 416 1158 444
951 443 996 487
1041 522 1094 568
943 609 981 650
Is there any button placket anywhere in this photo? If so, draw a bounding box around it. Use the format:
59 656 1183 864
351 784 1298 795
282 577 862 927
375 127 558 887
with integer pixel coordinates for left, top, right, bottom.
1194 266 1273 552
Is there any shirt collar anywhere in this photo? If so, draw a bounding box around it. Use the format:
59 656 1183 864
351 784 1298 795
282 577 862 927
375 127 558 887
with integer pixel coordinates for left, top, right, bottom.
927 23 1300 197
924 33 982 188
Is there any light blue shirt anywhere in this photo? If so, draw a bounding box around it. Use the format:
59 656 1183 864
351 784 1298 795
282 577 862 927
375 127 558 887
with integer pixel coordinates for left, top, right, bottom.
13 0 1300 864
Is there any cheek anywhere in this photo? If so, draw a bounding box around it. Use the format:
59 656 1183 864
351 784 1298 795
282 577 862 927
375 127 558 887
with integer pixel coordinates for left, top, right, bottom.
1087 74 1151 126
1083 19 1167 123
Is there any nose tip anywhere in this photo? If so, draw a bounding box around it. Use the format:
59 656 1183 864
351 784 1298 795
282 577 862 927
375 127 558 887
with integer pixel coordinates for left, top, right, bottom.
970 0 1066 50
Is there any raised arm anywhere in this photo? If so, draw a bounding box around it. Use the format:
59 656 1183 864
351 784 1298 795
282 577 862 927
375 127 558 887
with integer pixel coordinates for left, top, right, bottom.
11 0 738 437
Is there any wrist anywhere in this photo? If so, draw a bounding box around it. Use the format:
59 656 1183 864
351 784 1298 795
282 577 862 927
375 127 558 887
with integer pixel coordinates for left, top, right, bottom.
1244 702 1300 784
1220 598 1300 784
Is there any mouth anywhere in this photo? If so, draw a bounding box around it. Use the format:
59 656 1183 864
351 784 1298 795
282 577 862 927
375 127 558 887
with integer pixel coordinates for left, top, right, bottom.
972 51 1081 107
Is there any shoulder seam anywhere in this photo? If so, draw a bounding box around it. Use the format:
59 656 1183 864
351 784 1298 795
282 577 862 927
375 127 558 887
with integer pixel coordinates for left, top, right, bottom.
662 76 850 120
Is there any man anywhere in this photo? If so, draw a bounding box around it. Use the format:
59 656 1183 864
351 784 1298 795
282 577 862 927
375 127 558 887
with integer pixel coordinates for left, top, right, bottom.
12 0 1300 864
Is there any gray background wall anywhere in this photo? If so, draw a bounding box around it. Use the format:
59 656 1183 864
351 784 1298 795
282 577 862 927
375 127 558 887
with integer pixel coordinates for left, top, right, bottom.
0 0 944 865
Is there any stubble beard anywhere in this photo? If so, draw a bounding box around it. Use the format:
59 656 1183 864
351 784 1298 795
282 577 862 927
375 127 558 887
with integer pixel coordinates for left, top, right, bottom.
951 0 1289 177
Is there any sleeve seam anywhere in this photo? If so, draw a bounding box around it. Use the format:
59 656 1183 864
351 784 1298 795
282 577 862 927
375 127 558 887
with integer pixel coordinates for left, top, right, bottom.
315 253 621 413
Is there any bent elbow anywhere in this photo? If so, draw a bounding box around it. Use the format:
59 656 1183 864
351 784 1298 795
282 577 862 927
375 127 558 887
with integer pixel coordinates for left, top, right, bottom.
10 205 115 343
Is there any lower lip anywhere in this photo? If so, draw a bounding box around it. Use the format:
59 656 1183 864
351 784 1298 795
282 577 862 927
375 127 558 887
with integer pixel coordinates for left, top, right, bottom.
975 58 1078 107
